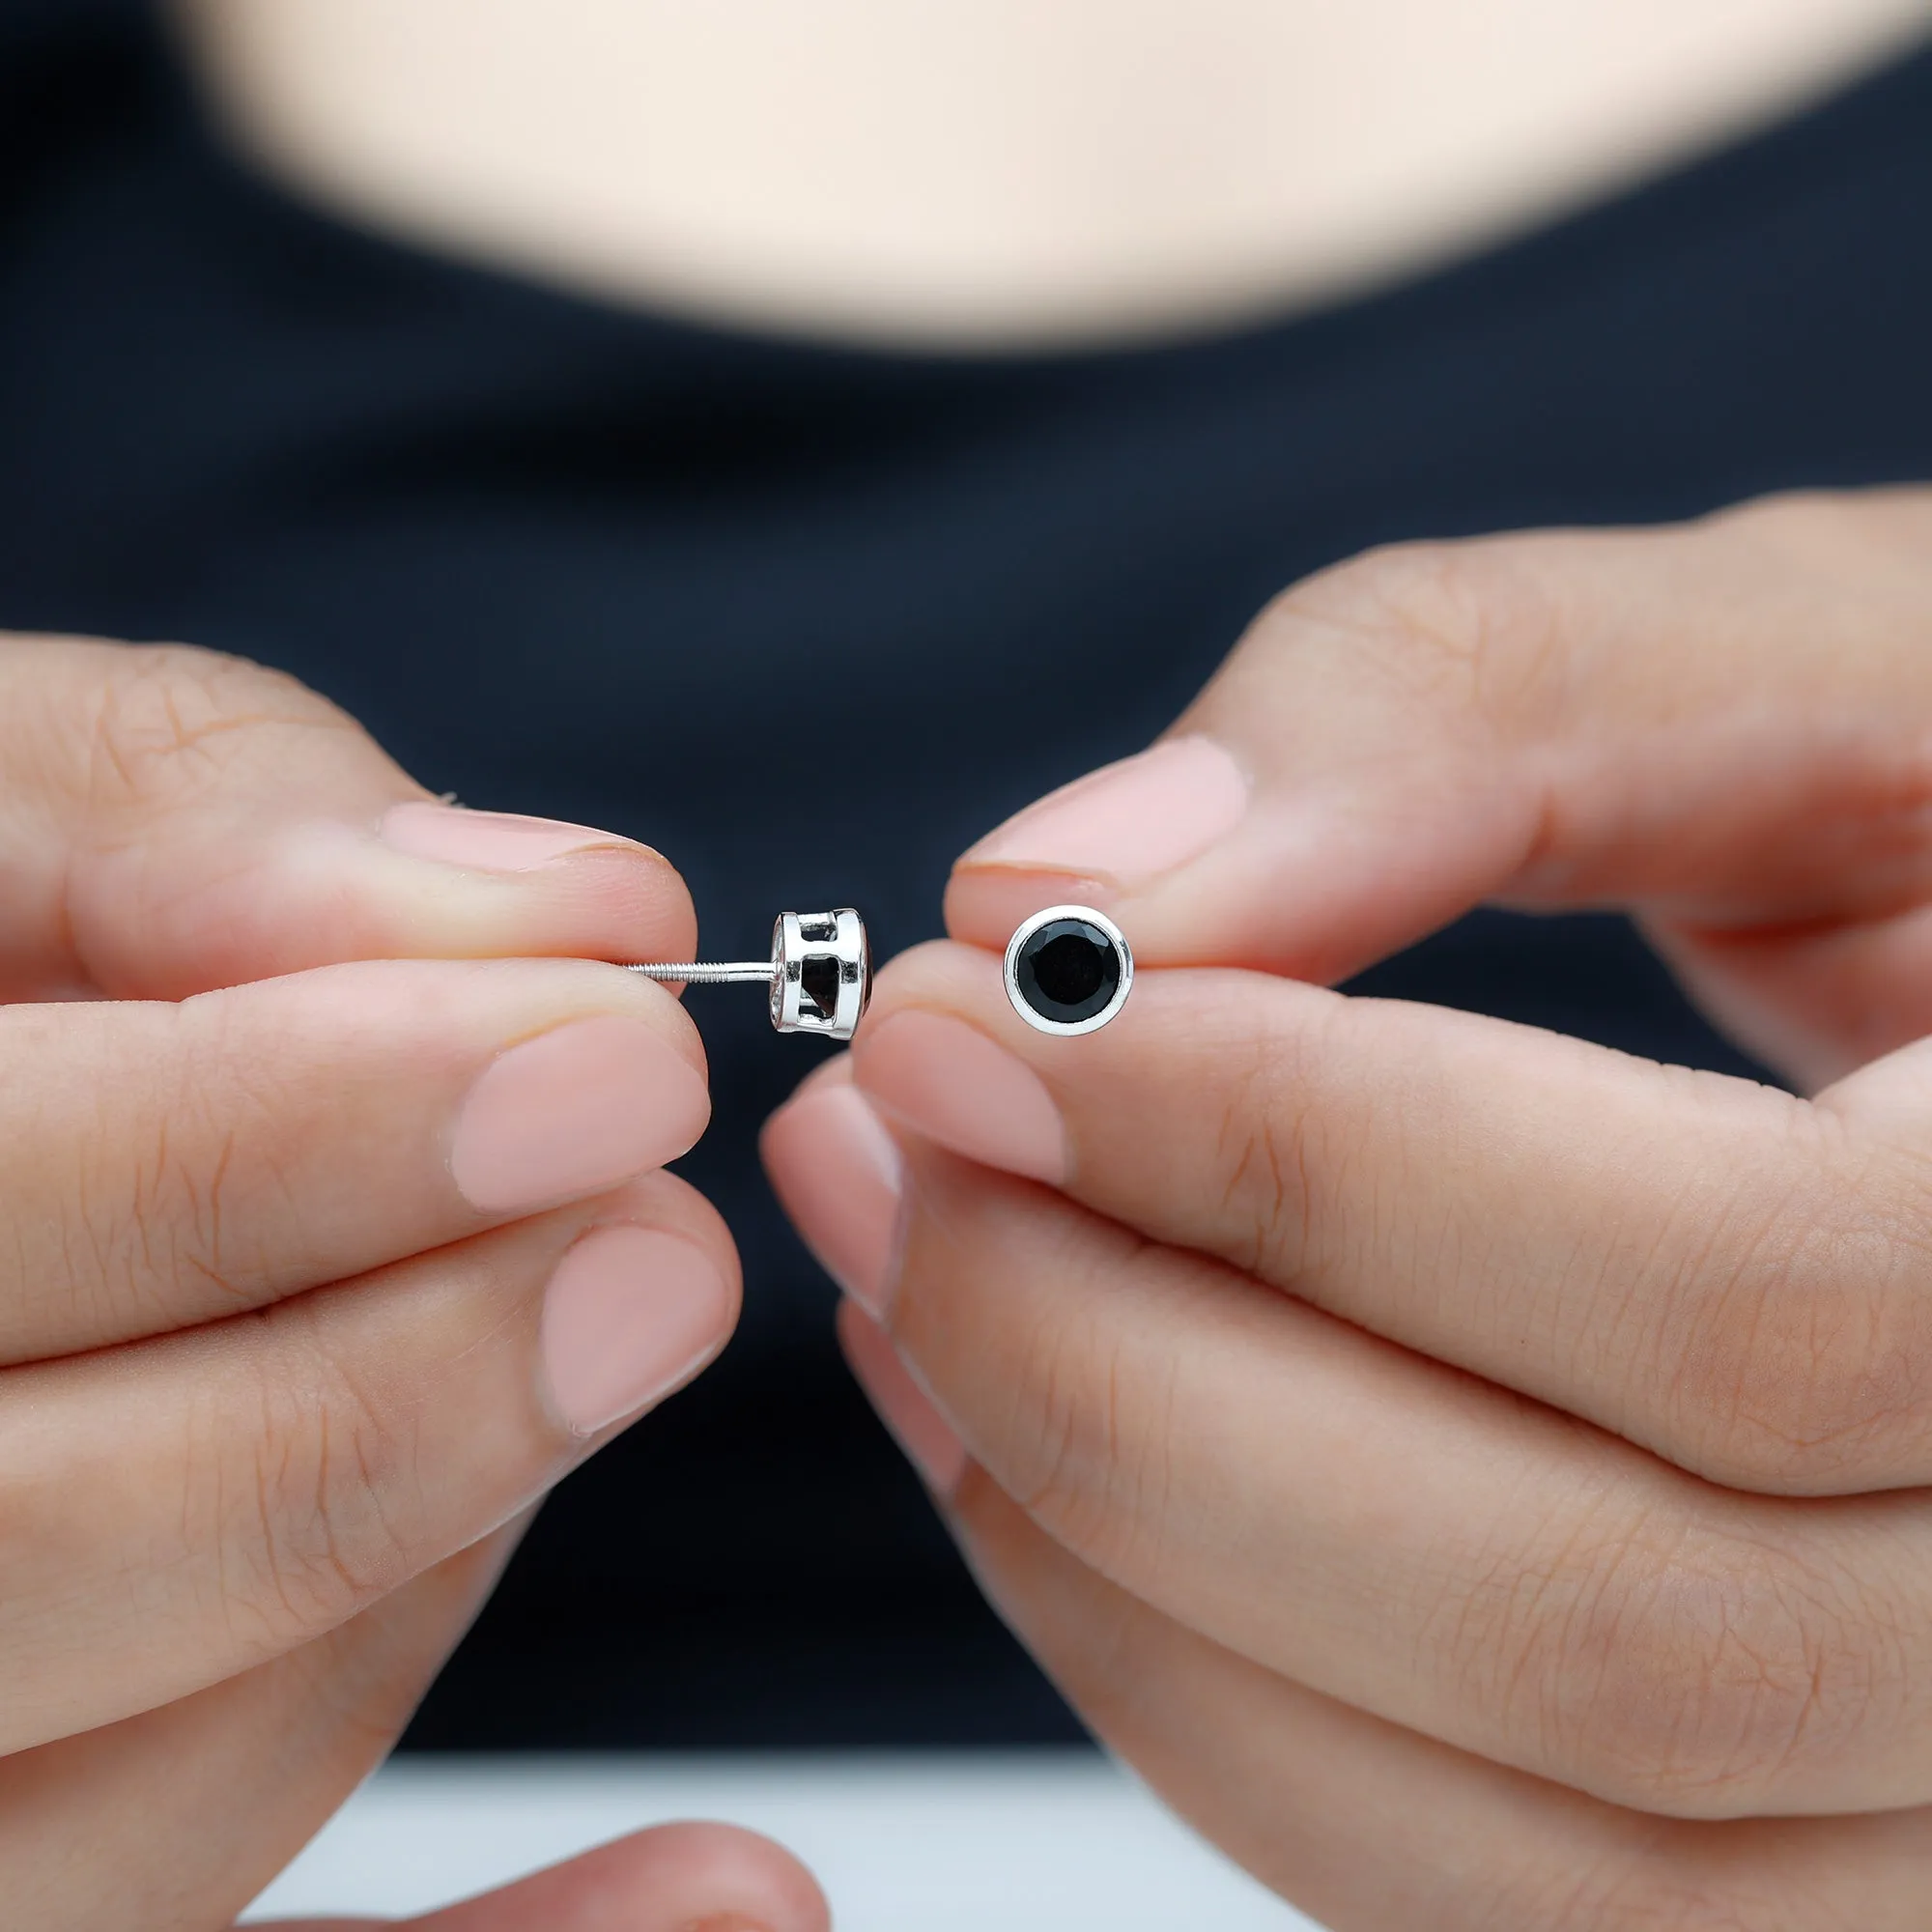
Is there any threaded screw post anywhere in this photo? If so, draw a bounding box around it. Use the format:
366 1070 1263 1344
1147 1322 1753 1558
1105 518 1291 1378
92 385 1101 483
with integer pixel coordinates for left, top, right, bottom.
626 961 774 985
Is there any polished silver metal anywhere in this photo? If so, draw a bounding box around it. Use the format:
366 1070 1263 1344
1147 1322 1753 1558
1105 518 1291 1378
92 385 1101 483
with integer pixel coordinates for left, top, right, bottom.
1004 904 1133 1037
630 908 870 1040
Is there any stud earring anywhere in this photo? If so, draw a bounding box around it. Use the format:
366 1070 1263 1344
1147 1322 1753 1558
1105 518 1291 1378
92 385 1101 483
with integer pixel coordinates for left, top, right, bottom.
1004 905 1133 1036
630 909 870 1040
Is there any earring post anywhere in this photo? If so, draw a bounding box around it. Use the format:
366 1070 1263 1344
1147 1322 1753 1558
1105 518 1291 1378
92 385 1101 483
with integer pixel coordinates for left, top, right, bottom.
626 961 774 984
618 907 868 1038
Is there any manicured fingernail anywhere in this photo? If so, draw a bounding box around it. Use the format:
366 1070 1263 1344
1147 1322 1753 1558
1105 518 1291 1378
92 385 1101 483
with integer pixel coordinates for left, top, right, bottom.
451 1015 710 1213
855 1009 1065 1184
761 1078 903 1319
382 801 639 872
959 736 1248 887
540 1225 733 1435
838 1300 967 1498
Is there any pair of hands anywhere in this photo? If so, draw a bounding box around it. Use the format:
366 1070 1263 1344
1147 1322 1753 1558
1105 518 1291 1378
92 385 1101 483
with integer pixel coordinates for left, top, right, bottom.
9 486 1932 1928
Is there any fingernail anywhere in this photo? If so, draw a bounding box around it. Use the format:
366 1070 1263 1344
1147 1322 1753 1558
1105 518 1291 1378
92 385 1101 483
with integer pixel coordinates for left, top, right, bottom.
838 1299 967 1497
958 736 1248 888
540 1225 733 1435
855 1009 1065 1184
382 801 639 872
761 1078 903 1319
451 1015 710 1214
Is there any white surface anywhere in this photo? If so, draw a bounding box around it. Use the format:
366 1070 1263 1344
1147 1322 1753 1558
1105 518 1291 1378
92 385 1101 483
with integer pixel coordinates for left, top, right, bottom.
243 1752 1323 1929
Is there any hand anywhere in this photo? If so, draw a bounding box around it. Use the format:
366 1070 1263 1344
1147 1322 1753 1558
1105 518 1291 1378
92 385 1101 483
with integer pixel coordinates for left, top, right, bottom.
0 635 819 1930
767 489 1932 1929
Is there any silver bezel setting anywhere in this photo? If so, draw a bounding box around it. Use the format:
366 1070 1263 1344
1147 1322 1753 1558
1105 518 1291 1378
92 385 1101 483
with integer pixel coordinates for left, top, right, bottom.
1004 904 1133 1037
773 908 871 1040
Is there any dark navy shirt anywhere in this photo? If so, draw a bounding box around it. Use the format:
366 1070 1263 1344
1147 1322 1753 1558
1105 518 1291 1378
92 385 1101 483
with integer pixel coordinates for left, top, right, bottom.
3 0 1929 1747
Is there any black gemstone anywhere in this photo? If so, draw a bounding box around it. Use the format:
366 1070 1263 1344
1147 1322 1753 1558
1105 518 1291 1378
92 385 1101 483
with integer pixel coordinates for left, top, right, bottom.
1015 918 1122 1026
799 954 842 1021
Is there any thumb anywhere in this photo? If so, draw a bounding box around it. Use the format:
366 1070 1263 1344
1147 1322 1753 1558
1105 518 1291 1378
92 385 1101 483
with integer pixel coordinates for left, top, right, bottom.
0 634 695 1000
944 491 1932 987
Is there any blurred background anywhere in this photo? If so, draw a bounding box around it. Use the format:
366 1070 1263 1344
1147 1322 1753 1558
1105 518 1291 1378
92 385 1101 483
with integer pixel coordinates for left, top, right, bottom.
3 0 1931 1816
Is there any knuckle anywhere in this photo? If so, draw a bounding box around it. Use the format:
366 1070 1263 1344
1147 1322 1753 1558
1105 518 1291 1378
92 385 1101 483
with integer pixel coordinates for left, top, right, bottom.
1663 1147 1932 1490
999 1255 1185 1589
1207 997 1440 1303
1210 1025 1321 1282
84 642 355 818
1510 1519 1890 1814
211 1318 423 1652
1581 1865 1825 1932
1256 534 1565 733
1002 1301 1124 1554
100 1124 246 1326
63 1011 298 1332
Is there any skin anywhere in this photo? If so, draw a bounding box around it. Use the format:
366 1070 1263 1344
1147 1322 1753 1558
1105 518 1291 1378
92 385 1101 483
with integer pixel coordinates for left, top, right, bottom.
767 487 1932 1926
0 635 827 1931
174 0 1932 349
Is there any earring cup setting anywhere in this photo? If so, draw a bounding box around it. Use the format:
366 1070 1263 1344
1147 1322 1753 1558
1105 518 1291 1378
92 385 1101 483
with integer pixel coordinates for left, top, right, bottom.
1004 905 1133 1036
628 907 870 1040
770 908 870 1039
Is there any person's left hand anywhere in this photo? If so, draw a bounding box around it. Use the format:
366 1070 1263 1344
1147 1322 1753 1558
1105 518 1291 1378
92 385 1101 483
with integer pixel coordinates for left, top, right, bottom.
765 490 1932 1930
0 631 827 1932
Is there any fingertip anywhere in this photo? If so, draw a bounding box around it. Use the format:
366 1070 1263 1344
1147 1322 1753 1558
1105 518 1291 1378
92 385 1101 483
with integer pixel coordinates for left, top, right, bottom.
945 736 1250 958
539 1222 739 1436
756 1051 855 1165
379 802 654 875
784 1049 857 1103
402 1820 829 1931
650 1821 832 1932
450 1008 713 1217
852 1008 1067 1185
760 1074 904 1318
943 864 1110 952
502 835 701 969
953 738 1248 884
367 808 702 971
580 1168 746 1325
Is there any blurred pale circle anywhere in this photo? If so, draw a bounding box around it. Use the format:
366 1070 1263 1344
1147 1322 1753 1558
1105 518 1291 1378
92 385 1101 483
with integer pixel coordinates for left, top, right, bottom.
174 0 1932 348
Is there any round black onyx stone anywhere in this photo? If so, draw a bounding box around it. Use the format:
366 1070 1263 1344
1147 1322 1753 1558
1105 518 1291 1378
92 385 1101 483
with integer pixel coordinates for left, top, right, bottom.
1014 917 1122 1027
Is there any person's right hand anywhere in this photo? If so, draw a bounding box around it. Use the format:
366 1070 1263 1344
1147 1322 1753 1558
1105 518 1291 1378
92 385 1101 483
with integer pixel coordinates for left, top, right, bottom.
767 489 1932 1931
0 633 822 1932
